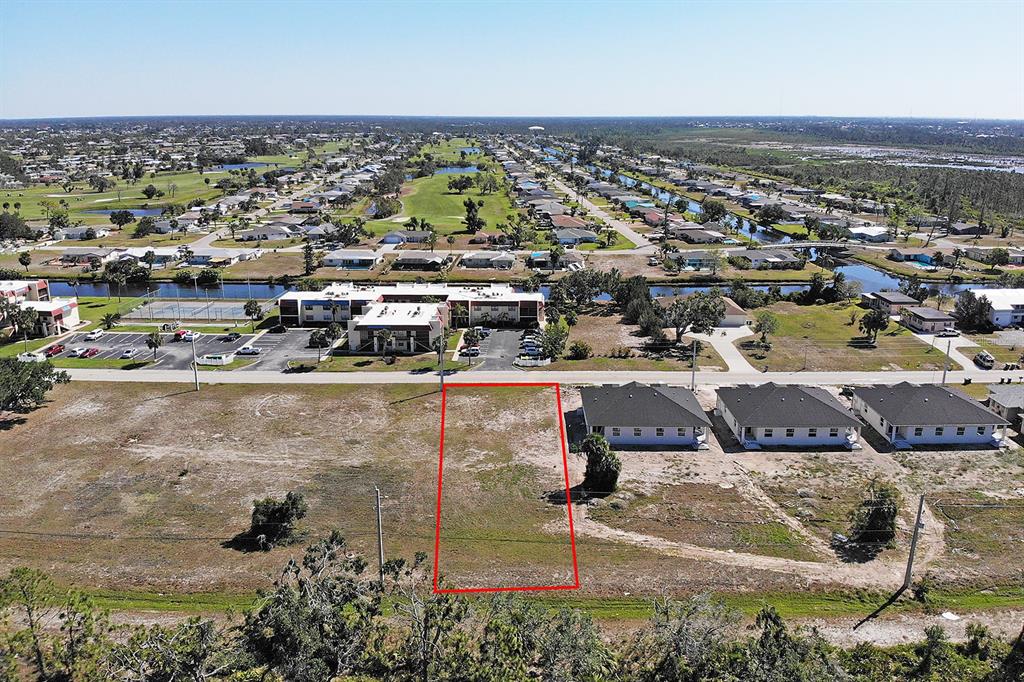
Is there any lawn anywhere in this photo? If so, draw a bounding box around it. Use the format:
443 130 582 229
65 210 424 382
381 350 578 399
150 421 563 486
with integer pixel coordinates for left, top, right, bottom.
311 351 468 373
197 357 257 371
410 137 485 165
366 173 515 235
0 296 145 358
735 302 961 372
221 252 303 280
2 170 226 225
49 357 153 370
969 335 1024 364
849 248 998 282
69 225 205 247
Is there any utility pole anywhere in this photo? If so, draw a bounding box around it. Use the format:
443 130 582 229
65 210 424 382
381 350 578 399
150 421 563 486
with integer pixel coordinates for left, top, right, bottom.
942 338 951 385
690 340 698 391
375 486 385 586
191 336 199 391
903 494 926 591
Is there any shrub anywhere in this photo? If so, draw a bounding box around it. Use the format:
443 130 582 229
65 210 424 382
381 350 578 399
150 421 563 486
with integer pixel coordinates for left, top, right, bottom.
567 341 592 360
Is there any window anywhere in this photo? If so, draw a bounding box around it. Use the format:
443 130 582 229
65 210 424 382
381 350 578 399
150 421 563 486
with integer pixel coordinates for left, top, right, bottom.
914 427 923 437
808 428 817 438
785 428 795 438
677 427 686 437
611 427 620 437
656 428 664 437
633 428 642 437
304 304 313 311
829 428 839 438
935 427 944 436
956 426 965 436
977 426 986 435
764 428 773 438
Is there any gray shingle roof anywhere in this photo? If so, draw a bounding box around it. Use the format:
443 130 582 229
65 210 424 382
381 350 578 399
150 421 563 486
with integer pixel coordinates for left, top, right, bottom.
581 382 710 428
854 382 1008 426
986 384 1024 409
718 383 859 428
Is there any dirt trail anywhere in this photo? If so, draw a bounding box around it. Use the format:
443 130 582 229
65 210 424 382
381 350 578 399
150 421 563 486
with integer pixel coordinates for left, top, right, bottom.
573 504 913 590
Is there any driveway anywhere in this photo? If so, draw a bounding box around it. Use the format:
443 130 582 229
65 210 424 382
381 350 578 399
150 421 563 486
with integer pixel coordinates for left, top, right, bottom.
238 328 321 371
690 326 758 373
464 329 525 371
910 332 981 370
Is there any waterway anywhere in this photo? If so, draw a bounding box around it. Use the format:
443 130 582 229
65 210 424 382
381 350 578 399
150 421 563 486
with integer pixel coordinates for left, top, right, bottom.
82 208 165 217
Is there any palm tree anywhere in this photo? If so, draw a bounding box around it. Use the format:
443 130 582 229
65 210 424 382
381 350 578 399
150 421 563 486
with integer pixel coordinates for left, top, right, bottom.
109 273 127 302
375 329 394 358
446 235 455 254
101 313 121 330
146 330 163 361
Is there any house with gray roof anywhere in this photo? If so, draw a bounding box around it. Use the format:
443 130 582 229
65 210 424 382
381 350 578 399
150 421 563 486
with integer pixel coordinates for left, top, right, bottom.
985 384 1024 426
716 383 861 449
852 383 1009 448
581 382 711 448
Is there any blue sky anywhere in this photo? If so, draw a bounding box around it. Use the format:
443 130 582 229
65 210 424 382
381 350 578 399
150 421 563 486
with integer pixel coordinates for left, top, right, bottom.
1 0 1022 120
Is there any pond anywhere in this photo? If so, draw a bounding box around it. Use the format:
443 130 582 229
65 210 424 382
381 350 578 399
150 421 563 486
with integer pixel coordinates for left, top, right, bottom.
434 166 480 175
459 147 481 154
82 208 165 217
208 162 271 171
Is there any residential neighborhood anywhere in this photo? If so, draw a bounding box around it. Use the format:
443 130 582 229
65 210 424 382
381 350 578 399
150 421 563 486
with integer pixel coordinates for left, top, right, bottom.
2 0 1023 678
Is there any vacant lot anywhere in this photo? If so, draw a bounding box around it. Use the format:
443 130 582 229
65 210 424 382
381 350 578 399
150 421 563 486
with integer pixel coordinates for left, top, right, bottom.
544 304 727 371
2 382 1021 617
436 385 577 590
736 302 960 372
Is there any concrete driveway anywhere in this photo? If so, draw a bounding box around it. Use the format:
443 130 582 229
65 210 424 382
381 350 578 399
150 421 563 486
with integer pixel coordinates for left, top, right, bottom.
910 332 981 370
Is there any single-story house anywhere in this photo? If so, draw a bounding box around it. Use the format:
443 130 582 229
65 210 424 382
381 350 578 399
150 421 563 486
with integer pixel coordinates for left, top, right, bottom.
657 294 749 327
581 381 711 448
324 249 383 269
665 250 719 270
549 214 589 230
730 249 803 270
948 221 984 236
460 251 516 269
554 228 598 245
847 225 890 242
55 226 109 240
58 247 120 266
985 384 1024 425
527 250 585 271
901 306 956 334
238 224 299 242
861 290 920 315
888 248 947 266
852 382 1008 448
965 246 1024 265
393 251 448 270
380 230 432 245
716 383 861 449
289 198 321 214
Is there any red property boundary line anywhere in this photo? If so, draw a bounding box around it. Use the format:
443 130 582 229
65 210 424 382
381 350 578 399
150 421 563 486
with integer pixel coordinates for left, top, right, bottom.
432 382 580 594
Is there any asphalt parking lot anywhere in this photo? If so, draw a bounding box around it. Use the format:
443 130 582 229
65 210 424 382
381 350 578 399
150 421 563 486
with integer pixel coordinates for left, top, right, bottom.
237 328 321 371
464 329 528 371
51 330 257 370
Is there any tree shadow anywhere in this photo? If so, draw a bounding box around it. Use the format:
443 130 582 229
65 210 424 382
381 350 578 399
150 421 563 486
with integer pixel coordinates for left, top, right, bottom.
832 535 888 563
0 416 28 431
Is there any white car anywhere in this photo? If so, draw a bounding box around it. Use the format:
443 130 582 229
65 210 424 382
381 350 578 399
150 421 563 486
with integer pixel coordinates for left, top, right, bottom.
16 352 45 363
68 347 87 357
182 331 200 342
84 330 104 341
120 348 138 359
236 345 262 355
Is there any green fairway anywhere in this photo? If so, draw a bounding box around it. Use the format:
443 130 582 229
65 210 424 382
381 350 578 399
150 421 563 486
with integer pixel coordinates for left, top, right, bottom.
367 172 515 234
411 136 485 165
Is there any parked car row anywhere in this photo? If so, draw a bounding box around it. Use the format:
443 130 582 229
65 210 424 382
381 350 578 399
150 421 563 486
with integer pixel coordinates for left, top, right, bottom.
520 329 544 358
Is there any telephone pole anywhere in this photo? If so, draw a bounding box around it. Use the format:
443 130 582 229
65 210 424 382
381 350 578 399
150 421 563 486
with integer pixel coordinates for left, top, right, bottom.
690 340 698 391
374 486 385 586
903 494 926 591
191 336 199 391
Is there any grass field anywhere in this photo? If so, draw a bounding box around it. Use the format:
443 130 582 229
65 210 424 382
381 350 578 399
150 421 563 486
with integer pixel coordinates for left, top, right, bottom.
2 170 227 225
366 173 515 235
735 302 961 372
3 381 1023 628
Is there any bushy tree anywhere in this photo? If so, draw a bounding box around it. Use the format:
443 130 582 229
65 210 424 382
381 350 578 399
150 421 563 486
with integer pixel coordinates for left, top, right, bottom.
249 491 308 548
848 478 902 547
859 308 890 343
954 290 995 332
580 434 621 495
0 359 70 414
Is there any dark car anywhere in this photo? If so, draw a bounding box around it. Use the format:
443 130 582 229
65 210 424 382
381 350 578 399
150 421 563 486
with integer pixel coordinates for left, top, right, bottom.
224 332 241 341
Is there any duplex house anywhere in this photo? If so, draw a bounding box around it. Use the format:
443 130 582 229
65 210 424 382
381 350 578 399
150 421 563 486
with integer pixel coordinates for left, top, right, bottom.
324 249 383 269
852 383 1008 447
580 382 711 448
716 383 861 449
460 251 516 269
238 223 298 242
901 306 956 334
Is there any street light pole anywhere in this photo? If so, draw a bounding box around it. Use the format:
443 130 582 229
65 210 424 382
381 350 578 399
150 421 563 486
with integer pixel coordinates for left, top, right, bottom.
942 338 951 385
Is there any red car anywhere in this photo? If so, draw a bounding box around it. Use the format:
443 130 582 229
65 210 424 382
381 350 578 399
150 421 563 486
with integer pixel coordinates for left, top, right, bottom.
82 347 100 358
44 344 66 357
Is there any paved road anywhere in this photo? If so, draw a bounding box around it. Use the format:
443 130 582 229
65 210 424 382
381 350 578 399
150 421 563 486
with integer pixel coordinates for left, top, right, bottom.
549 176 654 250
63 366 1003 387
